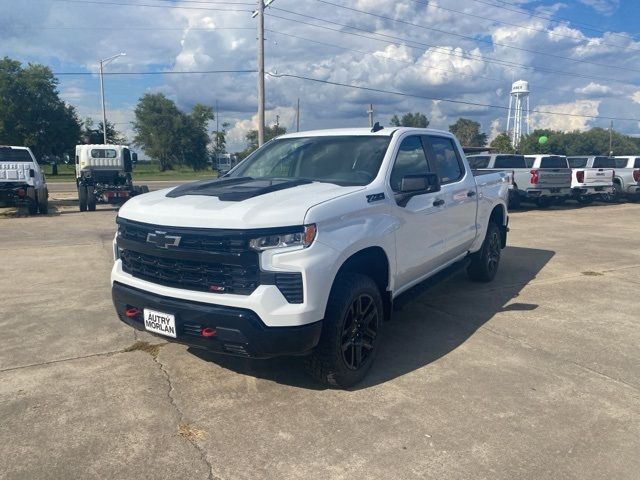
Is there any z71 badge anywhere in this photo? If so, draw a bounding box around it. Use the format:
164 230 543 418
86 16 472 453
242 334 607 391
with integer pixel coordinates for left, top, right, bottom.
366 193 385 203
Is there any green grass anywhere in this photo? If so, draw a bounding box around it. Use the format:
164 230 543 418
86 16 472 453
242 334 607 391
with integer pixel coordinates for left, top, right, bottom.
45 163 218 182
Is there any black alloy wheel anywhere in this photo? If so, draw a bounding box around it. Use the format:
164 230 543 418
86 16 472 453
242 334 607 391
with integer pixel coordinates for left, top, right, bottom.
340 293 378 371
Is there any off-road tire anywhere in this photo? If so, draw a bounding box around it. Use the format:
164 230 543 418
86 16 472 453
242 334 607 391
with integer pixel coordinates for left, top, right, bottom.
604 182 621 203
467 222 502 283
87 188 97 211
78 185 88 212
306 273 383 389
38 189 49 214
27 188 38 215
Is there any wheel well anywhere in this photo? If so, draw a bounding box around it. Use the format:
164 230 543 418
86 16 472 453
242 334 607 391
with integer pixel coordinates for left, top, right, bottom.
334 247 392 321
489 205 507 247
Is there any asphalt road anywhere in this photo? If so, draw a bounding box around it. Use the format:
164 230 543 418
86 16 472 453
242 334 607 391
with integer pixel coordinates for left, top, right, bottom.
47 180 190 193
1 200 639 479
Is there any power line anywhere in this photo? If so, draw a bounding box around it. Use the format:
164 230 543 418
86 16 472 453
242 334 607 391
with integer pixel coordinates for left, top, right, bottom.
267 72 640 122
315 0 640 73
405 0 640 54
266 10 640 87
53 69 256 75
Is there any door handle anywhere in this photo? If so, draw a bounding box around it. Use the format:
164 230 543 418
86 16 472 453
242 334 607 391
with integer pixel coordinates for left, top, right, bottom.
433 199 445 207
467 190 476 197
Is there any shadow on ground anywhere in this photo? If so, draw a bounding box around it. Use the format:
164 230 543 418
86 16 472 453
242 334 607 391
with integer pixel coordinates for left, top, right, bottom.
189 245 555 390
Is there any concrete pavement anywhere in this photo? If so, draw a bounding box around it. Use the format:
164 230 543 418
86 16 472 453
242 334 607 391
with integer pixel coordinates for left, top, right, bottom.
0 201 639 479
46 180 190 193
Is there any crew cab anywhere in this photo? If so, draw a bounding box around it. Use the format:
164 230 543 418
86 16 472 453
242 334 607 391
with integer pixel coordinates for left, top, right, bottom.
467 153 570 208
611 156 640 201
566 156 614 204
111 127 509 387
0 146 48 214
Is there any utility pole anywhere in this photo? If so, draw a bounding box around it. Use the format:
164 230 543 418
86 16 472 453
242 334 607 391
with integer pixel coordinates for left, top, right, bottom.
215 99 220 152
257 0 265 147
275 114 280 129
296 98 300 132
367 104 374 128
98 52 126 145
609 120 613 156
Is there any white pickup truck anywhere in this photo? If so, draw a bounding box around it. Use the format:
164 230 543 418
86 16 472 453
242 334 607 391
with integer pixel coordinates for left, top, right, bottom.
111 127 510 387
0 146 48 214
523 155 572 207
467 153 571 208
566 156 614 204
612 156 640 201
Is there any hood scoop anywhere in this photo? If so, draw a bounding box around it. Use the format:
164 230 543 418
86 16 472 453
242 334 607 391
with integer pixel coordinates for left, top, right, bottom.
166 177 313 202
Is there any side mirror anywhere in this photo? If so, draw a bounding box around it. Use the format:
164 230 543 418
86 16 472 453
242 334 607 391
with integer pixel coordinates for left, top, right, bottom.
132 152 138 163
396 173 440 206
29 169 35 178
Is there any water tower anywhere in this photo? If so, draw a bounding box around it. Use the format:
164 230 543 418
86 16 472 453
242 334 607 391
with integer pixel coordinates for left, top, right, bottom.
506 80 530 149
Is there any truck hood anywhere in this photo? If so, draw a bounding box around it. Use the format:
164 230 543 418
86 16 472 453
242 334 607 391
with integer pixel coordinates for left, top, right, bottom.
118 180 365 229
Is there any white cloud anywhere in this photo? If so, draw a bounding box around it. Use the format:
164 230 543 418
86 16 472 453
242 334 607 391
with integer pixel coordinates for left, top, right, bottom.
631 91 640 104
574 82 612 96
530 100 600 131
578 0 620 15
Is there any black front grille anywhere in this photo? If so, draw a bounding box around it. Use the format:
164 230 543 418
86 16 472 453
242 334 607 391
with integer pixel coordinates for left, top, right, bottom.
120 249 259 295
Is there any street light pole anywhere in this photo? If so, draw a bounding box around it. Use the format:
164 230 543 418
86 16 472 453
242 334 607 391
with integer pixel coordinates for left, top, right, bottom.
257 0 265 147
98 52 126 145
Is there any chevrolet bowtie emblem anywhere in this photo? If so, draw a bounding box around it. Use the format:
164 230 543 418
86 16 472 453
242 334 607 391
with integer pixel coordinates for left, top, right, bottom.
146 231 181 249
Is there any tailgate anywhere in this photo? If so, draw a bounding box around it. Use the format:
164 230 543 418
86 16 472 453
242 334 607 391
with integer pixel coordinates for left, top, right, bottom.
537 169 571 187
582 168 613 186
0 162 30 182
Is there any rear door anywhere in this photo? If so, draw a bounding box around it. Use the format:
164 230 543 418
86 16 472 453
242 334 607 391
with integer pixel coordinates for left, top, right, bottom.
423 135 477 260
390 135 450 290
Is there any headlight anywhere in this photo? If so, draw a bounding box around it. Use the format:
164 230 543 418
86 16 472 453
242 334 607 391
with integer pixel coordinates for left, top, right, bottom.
249 224 317 251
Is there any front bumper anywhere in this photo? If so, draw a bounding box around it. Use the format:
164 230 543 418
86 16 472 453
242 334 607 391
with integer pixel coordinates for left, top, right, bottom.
112 282 322 358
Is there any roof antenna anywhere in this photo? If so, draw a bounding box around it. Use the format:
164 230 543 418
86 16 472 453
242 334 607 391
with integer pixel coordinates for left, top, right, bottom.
371 121 383 133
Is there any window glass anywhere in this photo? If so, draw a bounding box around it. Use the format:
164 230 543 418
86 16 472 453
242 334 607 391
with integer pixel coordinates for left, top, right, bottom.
494 155 526 168
634 158 640 168
389 136 429 191
540 156 568 168
592 157 616 168
525 157 535 168
615 158 629 168
0 148 32 161
567 157 587 168
424 136 463 183
467 155 490 169
91 149 117 159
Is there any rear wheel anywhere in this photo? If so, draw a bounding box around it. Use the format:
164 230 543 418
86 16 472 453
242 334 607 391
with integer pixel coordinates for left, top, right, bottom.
603 182 621 203
87 188 97 211
468 222 501 283
37 189 49 214
306 273 383 388
78 185 87 212
27 188 38 215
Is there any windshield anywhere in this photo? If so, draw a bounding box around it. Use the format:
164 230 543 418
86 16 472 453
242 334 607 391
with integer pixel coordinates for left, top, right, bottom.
230 136 391 186
0 148 32 162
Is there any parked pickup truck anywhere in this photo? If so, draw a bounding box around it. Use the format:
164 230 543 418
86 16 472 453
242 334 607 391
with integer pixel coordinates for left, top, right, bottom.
0 146 48 214
611 156 640 201
523 155 572 207
467 153 570 208
111 127 510 387
566 156 614 204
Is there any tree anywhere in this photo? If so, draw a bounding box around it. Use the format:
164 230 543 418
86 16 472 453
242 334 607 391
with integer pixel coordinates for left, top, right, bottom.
0 57 81 159
82 117 126 144
449 118 487 147
212 121 231 155
238 124 287 159
133 93 213 171
390 112 429 128
489 132 515 154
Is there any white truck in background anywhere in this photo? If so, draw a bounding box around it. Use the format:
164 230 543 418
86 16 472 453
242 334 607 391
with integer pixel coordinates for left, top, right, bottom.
111 127 510 388
0 146 48 214
75 145 148 212
566 156 614 204
611 156 640 201
467 153 571 208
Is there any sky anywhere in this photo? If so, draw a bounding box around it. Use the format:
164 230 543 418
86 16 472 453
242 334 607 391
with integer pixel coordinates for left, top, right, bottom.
1 0 640 152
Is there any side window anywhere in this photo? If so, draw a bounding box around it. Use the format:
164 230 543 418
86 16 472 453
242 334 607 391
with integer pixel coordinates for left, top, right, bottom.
423 136 463 184
467 155 490 169
634 158 640 168
390 136 430 191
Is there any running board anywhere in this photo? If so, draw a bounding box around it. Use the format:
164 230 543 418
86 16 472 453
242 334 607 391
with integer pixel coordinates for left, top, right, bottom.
392 257 471 311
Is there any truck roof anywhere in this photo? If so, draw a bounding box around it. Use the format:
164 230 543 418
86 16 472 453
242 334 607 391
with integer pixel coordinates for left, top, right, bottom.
278 127 457 139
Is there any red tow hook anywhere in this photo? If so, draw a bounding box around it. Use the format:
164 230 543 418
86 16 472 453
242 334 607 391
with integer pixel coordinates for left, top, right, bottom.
201 327 217 337
125 307 140 318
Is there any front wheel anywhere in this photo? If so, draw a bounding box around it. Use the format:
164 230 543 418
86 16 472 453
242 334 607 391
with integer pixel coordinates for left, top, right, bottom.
87 188 97 211
27 188 38 215
306 273 383 388
467 222 502 283
38 189 49 214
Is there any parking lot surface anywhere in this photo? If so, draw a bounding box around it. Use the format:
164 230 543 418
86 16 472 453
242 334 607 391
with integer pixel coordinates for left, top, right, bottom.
1 199 639 479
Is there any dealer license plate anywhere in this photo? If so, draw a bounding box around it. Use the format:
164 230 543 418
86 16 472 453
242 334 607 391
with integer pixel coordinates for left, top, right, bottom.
143 309 177 338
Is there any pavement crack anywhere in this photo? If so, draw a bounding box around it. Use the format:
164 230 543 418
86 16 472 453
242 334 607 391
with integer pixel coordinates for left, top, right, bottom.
152 352 216 480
